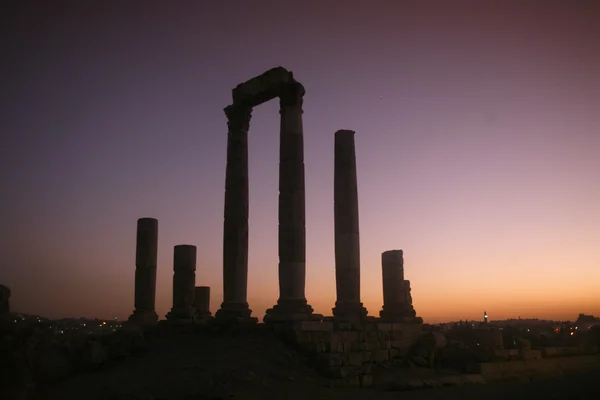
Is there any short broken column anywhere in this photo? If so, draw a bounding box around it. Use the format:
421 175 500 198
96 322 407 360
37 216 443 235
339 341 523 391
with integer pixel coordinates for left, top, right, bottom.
128 218 159 327
193 286 212 320
332 129 367 322
166 245 197 322
379 250 412 321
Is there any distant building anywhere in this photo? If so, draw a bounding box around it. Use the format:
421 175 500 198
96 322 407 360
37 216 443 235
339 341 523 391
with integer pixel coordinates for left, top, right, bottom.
575 314 600 331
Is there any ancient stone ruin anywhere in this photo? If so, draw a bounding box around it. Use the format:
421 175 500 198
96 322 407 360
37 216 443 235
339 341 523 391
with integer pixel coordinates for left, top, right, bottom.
219 67 315 324
128 218 159 327
125 67 423 330
122 66 426 385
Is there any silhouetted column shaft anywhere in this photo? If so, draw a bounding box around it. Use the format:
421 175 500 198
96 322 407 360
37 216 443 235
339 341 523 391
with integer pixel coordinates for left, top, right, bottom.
265 81 313 322
278 81 307 302
332 130 367 321
379 250 416 320
216 105 253 320
129 218 159 326
194 286 211 318
381 250 405 308
167 245 196 320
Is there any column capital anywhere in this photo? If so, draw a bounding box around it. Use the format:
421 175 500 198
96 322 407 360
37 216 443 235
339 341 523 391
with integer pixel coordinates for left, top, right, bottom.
279 80 305 108
224 104 252 133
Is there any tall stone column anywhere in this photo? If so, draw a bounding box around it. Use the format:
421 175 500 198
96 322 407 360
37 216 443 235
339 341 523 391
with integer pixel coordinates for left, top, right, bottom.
194 286 212 320
215 105 255 322
265 80 314 322
332 130 367 322
128 218 159 327
166 245 197 321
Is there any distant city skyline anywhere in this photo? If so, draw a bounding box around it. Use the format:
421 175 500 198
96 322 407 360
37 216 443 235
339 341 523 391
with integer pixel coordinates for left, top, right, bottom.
2 1 599 323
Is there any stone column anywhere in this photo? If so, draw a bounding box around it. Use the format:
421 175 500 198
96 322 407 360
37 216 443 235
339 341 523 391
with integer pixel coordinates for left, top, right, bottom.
380 250 406 321
404 280 417 318
128 218 159 327
194 286 212 320
332 130 367 321
0 284 10 315
166 245 196 321
265 80 314 322
215 105 255 322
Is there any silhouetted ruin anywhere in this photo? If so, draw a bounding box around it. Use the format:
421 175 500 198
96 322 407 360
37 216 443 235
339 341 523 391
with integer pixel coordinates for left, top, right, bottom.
128 217 159 327
332 130 368 322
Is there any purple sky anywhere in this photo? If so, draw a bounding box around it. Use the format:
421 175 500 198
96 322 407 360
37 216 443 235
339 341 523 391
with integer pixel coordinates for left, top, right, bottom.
2 1 599 323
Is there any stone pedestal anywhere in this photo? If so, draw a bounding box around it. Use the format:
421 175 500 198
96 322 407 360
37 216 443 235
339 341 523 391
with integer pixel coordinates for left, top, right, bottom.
332 130 367 322
128 218 159 327
265 80 314 323
379 250 416 321
166 245 197 322
193 286 212 320
216 105 256 323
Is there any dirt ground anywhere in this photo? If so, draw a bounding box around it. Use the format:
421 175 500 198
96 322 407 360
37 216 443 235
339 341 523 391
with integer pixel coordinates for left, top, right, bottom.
41 328 600 400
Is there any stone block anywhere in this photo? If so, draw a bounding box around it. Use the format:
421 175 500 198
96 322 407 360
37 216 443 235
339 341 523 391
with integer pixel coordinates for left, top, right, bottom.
360 374 373 388
357 342 376 351
360 351 373 362
324 367 348 378
377 323 393 331
362 363 373 374
330 335 345 352
390 323 404 331
317 353 343 368
293 330 313 343
346 375 360 387
374 349 390 362
335 322 354 331
295 321 333 332
348 352 363 367
364 331 379 342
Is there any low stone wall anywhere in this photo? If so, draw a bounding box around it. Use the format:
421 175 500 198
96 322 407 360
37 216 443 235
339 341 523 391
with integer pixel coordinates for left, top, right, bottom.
287 320 423 387
541 346 584 358
478 354 600 382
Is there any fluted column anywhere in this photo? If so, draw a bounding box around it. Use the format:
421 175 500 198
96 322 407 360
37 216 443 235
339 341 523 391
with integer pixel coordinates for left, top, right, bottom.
166 245 197 321
128 218 159 327
215 104 255 322
265 80 313 322
332 130 367 321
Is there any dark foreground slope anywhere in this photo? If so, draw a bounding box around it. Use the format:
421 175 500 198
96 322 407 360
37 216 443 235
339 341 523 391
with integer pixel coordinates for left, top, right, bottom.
41 328 600 400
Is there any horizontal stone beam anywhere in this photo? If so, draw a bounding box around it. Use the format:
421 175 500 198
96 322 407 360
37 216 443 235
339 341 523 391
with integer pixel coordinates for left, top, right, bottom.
231 66 295 107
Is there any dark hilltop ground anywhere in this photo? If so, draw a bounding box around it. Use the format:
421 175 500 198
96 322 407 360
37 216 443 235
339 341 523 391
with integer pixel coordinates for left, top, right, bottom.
36 326 600 400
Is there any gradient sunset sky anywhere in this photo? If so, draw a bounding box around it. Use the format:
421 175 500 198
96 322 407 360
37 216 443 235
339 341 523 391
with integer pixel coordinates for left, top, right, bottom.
2 1 599 323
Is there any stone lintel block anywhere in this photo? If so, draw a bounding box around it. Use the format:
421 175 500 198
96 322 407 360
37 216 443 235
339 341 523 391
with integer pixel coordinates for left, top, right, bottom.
294 320 333 332
232 66 294 107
